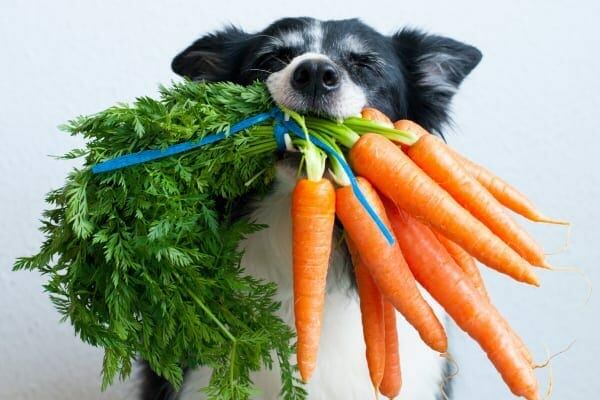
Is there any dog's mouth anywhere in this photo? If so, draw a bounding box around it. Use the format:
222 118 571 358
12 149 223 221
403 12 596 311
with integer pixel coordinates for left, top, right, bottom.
266 53 367 120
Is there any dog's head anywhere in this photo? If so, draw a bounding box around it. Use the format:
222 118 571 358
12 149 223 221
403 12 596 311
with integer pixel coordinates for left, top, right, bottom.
172 17 481 133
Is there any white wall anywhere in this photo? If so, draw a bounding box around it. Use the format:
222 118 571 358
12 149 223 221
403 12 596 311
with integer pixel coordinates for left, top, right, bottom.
1 0 599 398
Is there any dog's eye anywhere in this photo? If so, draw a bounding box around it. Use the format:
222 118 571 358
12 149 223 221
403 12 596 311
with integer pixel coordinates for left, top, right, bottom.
255 47 296 70
347 52 381 73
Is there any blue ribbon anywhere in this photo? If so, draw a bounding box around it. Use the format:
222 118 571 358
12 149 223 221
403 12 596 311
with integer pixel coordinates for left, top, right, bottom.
91 111 274 174
91 107 395 245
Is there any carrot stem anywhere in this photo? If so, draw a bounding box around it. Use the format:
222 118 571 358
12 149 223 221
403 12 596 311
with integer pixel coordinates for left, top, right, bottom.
305 117 360 147
285 109 326 181
309 130 350 186
343 117 418 145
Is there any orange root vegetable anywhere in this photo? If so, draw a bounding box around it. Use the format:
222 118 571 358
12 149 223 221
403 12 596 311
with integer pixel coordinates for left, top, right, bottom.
292 178 336 382
393 119 426 151
361 107 394 127
432 234 533 365
394 119 566 225
406 130 547 267
433 234 532 364
347 237 386 389
447 147 568 225
380 301 402 399
393 119 428 138
336 178 447 352
384 200 538 400
433 232 489 300
349 133 539 286
498 315 534 366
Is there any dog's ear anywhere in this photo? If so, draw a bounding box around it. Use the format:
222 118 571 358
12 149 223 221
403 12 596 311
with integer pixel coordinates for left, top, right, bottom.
392 29 482 133
171 26 253 82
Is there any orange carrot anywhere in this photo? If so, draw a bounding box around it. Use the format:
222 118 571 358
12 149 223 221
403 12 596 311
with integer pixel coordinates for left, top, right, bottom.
433 232 488 300
497 313 534 366
394 119 533 364
384 200 538 400
292 178 336 382
432 232 532 364
393 119 427 138
394 119 566 225
394 119 426 151
447 147 567 224
380 301 402 399
347 237 386 389
361 107 394 127
336 177 447 352
406 128 548 267
349 134 539 285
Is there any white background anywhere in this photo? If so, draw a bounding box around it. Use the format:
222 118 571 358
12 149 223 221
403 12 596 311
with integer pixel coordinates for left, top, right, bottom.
1 1 599 399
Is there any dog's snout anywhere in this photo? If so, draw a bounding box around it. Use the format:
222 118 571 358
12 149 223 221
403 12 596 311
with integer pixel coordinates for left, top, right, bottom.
291 59 340 96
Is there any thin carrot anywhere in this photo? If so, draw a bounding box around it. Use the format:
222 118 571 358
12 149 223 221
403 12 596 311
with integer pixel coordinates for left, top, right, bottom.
407 133 548 267
336 177 447 352
361 107 394 127
433 231 489 300
357 110 424 392
349 133 539 285
384 200 538 400
347 237 386 389
380 301 402 399
394 119 567 225
432 232 532 364
292 178 336 382
447 147 568 225
498 313 534 366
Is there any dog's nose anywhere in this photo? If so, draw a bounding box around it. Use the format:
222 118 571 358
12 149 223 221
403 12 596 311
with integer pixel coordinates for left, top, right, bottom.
291 59 340 96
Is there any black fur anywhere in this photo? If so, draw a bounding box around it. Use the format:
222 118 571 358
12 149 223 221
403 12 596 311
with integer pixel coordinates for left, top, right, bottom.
144 17 481 400
172 17 481 133
139 360 182 400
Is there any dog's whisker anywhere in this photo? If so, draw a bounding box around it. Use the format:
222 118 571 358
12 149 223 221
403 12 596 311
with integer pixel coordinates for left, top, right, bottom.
243 67 273 75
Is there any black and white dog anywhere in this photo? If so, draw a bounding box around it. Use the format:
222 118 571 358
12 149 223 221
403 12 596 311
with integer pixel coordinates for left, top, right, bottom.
141 17 481 400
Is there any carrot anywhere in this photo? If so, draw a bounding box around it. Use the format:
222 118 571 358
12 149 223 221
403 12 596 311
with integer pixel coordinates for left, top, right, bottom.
405 128 547 267
384 200 538 400
394 119 566 225
349 133 539 286
432 232 533 364
393 119 427 138
447 146 568 224
361 107 394 127
497 313 534 366
336 177 447 352
292 178 336 382
393 119 426 151
347 237 386 389
380 301 402 399
433 231 489 300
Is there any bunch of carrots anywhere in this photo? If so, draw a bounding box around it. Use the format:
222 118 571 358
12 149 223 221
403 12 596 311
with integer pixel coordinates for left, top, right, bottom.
290 107 567 400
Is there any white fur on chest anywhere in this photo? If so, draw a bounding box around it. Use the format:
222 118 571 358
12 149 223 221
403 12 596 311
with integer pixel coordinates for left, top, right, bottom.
179 169 447 400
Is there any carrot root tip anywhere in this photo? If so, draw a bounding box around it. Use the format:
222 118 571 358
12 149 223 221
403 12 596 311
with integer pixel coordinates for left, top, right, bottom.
526 273 541 287
533 340 576 370
539 346 556 400
536 217 570 226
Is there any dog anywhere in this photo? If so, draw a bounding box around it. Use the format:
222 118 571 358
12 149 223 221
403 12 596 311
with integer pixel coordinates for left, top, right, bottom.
140 17 481 400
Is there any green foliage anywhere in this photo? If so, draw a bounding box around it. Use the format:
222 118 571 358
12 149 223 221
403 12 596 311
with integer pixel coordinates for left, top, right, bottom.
14 80 306 399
